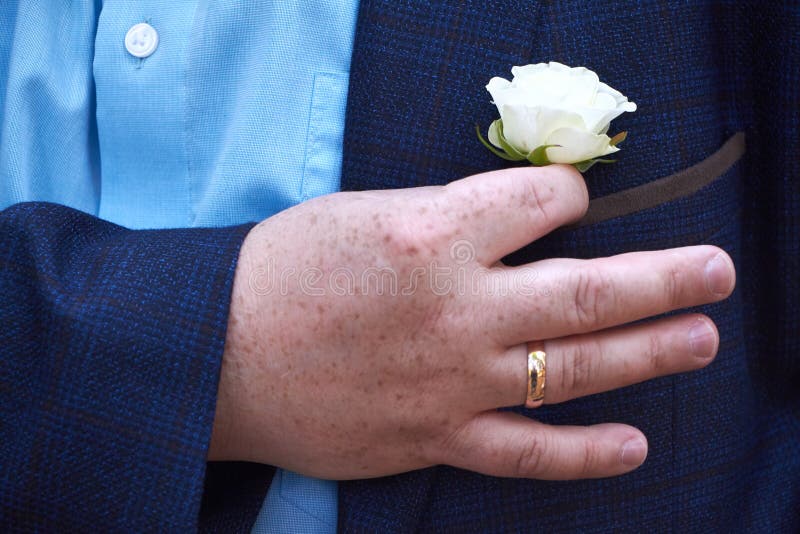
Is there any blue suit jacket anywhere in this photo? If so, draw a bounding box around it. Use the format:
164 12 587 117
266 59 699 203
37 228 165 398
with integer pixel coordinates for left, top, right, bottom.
2 0 798 532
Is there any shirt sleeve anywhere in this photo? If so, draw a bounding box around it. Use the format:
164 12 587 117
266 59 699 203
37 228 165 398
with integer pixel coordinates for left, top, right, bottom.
0 201 254 531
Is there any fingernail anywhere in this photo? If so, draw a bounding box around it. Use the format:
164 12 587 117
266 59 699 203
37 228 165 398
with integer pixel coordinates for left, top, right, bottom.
688 319 717 359
704 253 733 296
620 438 647 467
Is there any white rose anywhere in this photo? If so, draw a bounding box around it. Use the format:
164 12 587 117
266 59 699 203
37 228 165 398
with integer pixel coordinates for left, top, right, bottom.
482 62 636 169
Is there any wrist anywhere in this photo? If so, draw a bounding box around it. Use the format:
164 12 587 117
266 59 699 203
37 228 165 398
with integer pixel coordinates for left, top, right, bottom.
208 227 259 461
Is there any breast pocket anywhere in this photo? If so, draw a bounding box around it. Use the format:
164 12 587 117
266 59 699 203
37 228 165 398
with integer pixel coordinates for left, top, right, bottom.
571 132 745 234
526 132 748 261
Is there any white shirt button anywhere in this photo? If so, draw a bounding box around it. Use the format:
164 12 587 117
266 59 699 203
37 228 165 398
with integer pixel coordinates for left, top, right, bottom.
125 23 159 58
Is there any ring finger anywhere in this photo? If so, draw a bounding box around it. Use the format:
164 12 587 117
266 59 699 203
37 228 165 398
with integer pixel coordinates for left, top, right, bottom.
486 313 719 407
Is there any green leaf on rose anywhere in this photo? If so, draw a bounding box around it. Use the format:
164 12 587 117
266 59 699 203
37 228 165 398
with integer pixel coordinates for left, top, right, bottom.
574 157 617 173
493 120 528 161
527 144 559 166
475 123 524 161
478 120 628 172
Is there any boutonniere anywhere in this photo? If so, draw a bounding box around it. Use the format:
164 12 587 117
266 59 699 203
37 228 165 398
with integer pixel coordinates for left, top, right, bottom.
477 62 636 172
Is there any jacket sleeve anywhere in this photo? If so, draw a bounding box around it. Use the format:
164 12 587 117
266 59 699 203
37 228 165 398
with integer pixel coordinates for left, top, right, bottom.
0 202 255 531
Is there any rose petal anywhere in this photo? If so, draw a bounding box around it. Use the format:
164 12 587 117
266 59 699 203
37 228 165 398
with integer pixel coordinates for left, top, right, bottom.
487 120 502 148
500 105 585 154
486 77 512 108
598 81 637 111
498 105 545 153
593 91 618 110
511 62 600 108
544 127 619 164
575 106 627 134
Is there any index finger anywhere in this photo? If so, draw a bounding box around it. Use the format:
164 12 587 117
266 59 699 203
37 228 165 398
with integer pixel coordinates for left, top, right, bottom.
443 165 588 265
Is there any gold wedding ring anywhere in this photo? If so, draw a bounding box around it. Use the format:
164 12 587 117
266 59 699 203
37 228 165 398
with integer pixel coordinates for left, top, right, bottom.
526 341 546 409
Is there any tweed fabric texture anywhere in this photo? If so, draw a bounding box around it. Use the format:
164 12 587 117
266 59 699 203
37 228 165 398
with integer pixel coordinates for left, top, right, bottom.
0 202 254 531
0 0 797 532
337 0 799 532
2 1 352 528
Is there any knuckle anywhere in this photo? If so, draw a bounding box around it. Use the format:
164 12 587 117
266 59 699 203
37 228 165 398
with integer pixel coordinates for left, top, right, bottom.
565 265 616 331
662 262 685 308
580 438 601 476
519 176 556 227
389 220 426 253
559 338 600 395
645 332 666 373
513 435 548 477
386 217 453 262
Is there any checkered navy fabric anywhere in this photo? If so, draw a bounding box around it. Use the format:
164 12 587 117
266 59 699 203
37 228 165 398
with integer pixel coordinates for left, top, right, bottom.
338 1 799 532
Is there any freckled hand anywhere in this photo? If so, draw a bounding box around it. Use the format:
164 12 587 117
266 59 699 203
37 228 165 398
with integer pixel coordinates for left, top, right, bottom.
209 164 735 480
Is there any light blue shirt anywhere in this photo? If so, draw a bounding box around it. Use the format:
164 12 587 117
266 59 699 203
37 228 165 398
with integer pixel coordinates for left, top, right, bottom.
0 0 359 531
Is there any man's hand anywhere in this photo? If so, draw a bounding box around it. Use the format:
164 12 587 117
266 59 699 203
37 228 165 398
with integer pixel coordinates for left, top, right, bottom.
209 165 735 480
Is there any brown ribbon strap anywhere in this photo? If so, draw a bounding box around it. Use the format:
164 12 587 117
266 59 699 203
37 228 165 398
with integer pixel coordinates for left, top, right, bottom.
570 132 746 229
